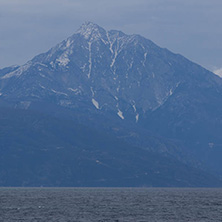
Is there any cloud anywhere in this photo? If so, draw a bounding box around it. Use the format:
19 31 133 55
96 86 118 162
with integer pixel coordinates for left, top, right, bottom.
214 68 222 78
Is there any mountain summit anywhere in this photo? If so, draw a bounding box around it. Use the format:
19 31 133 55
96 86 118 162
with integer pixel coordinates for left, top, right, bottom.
76 21 107 40
0 23 222 187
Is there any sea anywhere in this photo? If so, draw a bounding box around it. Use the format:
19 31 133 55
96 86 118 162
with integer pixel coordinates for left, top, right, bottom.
0 188 222 222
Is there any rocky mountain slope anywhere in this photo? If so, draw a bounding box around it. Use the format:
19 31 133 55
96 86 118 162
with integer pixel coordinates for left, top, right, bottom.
1 22 222 186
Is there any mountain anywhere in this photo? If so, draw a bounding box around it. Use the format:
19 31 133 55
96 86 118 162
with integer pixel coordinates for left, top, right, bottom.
0 107 220 187
0 22 222 186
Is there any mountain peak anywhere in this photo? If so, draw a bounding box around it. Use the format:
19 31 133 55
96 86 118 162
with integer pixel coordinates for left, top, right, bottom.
76 21 106 40
79 21 100 29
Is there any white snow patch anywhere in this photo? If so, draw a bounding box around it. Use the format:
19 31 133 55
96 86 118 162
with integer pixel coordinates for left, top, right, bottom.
152 72 155 78
60 100 72 106
112 67 117 76
79 29 92 39
136 113 139 123
152 82 181 111
68 88 77 92
39 84 45 89
114 96 119 101
110 49 118 68
77 24 92 39
101 38 108 45
140 44 145 50
40 73 46 78
88 42 92 78
56 52 70 67
50 61 55 67
51 89 68 96
77 22 102 40
214 68 222 78
66 39 73 48
176 82 181 88
106 31 114 54
35 62 48 68
68 88 78 92
90 87 95 96
143 52 147 66
68 88 81 95
132 104 137 112
80 63 87 72
0 92 2 96
9 64 19 69
117 109 124 120
92 98 99 109
128 61 133 70
30 93 40 98
1 63 31 79
102 38 110 46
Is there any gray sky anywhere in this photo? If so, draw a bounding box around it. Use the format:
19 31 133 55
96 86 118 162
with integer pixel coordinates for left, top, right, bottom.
0 0 222 74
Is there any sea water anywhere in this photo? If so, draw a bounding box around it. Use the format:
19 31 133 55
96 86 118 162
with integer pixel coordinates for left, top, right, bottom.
0 188 222 221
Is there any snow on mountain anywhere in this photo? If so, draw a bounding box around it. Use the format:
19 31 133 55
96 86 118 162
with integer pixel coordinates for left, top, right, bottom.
214 68 222 78
0 21 196 123
1 22 222 186
0 22 222 144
